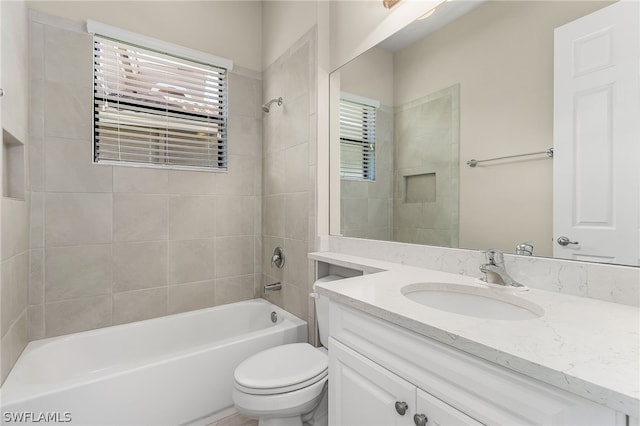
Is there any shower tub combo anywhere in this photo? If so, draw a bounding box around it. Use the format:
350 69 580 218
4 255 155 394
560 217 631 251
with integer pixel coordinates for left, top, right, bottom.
1 299 306 425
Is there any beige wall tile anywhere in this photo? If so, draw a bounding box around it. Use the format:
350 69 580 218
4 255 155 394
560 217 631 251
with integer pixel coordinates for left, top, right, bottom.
227 115 261 158
282 95 310 149
169 195 216 240
285 192 308 241
215 236 254 278
216 156 256 196
168 280 215 314
262 195 285 237
216 195 255 237
113 166 169 194
44 80 91 140
1 254 28 337
28 305 45 341
282 281 307 320
30 191 44 248
45 193 112 246
168 170 217 195
284 143 309 193
1 198 28 261
168 239 215 285
43 25 91 86
113 194 168 242
29 134 44 191
228 72 261 119
45 244 112 302
29 248 44 305
1 311 28 384
113 287 168 325
45 295 112 337
263 153 285 196
113 241 167 292
283 238 309 288
45 137 113 193
215 275 254 306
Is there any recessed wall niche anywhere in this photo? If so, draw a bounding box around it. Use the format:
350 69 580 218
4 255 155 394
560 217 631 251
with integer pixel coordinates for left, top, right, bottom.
2 129 25 200
404 172 436 203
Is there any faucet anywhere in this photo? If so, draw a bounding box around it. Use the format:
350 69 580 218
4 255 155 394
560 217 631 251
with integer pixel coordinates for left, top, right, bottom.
479 249 524 287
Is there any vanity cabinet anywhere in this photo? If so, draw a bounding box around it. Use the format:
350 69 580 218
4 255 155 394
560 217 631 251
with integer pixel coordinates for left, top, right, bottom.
330 338 483 425
327 302 626 426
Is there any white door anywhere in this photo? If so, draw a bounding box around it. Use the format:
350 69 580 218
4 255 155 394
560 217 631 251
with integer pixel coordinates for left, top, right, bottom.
328 338 415 426
553 1 640 265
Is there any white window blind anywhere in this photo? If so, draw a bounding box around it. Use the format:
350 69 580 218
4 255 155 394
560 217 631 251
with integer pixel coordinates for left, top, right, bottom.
93 35 228 170
339 98 376 181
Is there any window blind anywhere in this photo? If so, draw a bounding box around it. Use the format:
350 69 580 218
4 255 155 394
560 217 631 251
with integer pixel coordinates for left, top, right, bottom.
339 99 376 181
93 35 228 170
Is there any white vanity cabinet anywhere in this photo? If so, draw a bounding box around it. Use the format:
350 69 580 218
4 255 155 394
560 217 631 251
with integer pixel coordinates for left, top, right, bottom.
330 338 483 425
327 302 626 426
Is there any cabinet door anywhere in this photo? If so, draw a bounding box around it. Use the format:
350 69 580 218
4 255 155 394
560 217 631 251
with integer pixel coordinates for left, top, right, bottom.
414 389 484 426
329 338 415 426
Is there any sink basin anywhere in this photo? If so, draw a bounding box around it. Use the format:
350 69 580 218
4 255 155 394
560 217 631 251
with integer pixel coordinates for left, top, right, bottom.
401 283 543 320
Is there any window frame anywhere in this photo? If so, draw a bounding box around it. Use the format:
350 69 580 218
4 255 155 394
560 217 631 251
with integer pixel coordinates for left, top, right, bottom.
88 21 233 172
339 93 380 182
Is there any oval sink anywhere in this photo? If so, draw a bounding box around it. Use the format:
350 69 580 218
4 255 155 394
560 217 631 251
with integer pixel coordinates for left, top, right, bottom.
401 283 543 320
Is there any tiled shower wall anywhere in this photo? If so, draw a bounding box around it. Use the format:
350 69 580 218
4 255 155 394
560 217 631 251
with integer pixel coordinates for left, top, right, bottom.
340 105 393 241
1 0 30 383
28 12 263 339
393 85 460 248
261 29 318 337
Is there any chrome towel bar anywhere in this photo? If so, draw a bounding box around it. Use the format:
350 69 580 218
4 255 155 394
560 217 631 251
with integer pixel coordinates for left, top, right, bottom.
467 147 553 167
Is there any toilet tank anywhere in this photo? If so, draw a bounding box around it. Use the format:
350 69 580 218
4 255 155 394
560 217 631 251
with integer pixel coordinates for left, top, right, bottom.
312 275 344 347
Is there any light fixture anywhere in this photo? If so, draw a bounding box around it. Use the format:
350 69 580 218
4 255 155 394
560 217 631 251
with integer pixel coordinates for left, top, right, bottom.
383 0 402 9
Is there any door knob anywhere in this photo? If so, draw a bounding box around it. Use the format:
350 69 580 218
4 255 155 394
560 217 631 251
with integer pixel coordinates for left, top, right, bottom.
414 413 428 426
395 401 408 415
557 236 579 246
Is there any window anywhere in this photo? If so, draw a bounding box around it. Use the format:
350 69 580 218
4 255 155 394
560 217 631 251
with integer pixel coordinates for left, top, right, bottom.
91 25 230 171
339 96 377 181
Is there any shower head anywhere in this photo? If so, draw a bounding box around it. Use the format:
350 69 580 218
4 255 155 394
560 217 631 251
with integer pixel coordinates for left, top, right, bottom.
262 97 283 113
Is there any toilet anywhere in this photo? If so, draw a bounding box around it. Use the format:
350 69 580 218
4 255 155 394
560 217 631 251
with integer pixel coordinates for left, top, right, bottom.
232 275 342 426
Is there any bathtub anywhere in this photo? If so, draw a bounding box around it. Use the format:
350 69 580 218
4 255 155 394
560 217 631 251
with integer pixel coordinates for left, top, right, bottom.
1 298 307 425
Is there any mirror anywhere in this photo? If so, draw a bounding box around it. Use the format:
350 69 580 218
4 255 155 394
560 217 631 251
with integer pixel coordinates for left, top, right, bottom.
330 0 640 266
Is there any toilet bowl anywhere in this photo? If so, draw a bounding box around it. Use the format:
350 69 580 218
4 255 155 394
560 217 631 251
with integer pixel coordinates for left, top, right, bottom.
232 275 342 426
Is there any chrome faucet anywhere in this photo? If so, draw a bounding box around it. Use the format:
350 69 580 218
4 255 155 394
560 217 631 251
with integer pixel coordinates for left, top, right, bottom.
479 249 524 287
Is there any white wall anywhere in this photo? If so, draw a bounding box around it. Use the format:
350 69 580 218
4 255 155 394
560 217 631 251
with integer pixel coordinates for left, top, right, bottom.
339 47 394 107
393 0 611 256
27 1 263 71
262 1 318 69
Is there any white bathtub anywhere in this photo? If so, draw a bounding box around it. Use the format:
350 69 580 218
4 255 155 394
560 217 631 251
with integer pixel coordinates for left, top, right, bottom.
1 298 307 425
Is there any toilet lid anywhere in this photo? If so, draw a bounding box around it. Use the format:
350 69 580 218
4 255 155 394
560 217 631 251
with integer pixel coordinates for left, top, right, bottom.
234 343 328 394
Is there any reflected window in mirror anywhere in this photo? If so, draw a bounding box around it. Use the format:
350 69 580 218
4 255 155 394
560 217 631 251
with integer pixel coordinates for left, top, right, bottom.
339 94 379 181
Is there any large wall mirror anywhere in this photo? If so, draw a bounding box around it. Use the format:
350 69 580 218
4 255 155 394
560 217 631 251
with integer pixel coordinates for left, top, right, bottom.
329 0 640 267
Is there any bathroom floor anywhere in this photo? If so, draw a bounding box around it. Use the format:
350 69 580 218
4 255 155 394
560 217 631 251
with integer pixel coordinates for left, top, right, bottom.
206 413 257 426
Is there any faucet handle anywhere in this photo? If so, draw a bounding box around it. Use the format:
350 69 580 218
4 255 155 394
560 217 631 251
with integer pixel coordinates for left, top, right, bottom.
483 249 504 265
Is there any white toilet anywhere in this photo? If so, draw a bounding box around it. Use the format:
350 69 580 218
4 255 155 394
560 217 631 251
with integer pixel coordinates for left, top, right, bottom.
232 275 342 426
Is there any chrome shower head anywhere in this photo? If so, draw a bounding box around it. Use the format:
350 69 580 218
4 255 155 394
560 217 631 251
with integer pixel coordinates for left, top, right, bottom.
262 97 283 113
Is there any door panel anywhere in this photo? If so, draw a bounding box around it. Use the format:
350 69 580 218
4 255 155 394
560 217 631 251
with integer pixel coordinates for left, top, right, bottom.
329 338 415 426
553 0 640 265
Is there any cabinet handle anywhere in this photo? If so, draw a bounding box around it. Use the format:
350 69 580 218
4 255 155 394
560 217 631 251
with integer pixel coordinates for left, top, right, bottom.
395 401 408 415
414 413 428 426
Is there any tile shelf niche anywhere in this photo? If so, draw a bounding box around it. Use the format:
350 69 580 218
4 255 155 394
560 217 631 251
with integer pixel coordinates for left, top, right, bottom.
2 129 26 201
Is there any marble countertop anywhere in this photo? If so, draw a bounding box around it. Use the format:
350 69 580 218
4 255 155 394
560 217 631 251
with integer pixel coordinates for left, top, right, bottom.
309 251 640 417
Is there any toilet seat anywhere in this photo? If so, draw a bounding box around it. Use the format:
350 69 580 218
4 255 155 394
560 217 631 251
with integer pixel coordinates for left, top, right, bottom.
234 343 328 395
